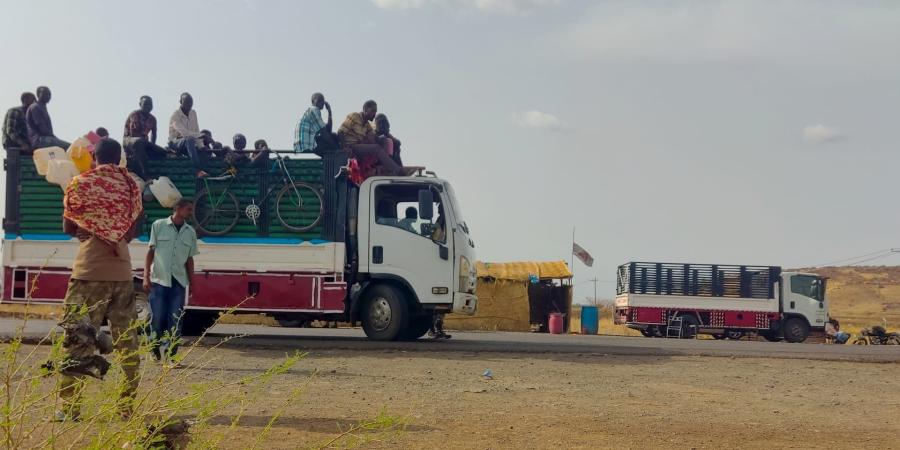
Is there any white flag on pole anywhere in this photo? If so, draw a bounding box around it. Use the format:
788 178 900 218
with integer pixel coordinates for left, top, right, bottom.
572 242 594 267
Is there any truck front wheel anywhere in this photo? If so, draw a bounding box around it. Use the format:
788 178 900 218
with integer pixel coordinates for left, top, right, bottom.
361 284 409 341
782 318 810 343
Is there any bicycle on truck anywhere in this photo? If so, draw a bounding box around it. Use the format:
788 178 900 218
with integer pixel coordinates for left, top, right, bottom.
191 152 323 236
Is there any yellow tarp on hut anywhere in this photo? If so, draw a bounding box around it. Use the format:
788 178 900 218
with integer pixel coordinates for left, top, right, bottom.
476 261 572 281
445 260 573 332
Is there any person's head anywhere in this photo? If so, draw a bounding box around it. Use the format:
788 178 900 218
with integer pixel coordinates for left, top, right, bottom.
20 92 36 108
405 206 417 220
362 100 377 121
179 92 193 113
94 138 122 165
233 133 247 151
139 95 153 114
95 127 109 138
374 113 390 135
173 198 194 220
201 129 212 140
36 86 51 104
311 92 325 109
254 139 268 150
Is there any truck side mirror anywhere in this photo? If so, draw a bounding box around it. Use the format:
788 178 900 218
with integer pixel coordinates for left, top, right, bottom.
418 190 434 220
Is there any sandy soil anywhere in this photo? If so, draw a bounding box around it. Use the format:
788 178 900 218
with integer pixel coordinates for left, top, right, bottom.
6 344 899 449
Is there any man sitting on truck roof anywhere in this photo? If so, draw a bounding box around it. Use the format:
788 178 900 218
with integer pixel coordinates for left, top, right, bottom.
168 93 209 178
295 92 338 155
338 100 405 179
124 95 170 179
26 86 70 150
2 91 35 153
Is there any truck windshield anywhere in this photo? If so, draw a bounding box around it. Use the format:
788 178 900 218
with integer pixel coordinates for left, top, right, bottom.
790 275 824 301
443 182 469 235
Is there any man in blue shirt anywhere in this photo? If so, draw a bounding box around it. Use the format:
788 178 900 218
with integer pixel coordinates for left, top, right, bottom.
294 92 338 154
143 198 199 363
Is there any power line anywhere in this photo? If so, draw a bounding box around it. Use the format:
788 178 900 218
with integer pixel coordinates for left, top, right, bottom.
814 248 899 267
850 251 900 266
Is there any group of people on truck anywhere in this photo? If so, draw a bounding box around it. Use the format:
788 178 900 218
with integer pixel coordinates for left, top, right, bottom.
3 87 417 185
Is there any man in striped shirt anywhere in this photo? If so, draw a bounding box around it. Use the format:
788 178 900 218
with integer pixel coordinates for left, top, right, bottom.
294 92 337 154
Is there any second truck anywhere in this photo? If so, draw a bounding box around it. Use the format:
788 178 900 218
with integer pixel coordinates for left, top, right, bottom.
614 261 828 342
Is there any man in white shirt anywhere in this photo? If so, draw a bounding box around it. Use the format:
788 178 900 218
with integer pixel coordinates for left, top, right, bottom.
168 93 209 178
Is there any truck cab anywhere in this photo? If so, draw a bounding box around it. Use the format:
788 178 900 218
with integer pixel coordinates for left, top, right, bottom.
779 272 828 340
351 174 477 340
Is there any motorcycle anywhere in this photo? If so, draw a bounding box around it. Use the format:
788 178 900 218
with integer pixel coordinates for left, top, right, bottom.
853 325 900 345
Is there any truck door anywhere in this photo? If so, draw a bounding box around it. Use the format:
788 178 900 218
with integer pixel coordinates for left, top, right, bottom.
366 181 454 306
783 274 827 328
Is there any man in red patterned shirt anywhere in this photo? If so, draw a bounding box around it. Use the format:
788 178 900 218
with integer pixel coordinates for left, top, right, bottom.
123 95 170 179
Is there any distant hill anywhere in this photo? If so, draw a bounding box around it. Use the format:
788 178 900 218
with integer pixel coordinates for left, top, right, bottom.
794 266 900 327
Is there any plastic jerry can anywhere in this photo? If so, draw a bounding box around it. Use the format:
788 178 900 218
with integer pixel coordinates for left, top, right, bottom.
33 146 67 176
45 159 80 188
148 176 182 207
67 137 94 173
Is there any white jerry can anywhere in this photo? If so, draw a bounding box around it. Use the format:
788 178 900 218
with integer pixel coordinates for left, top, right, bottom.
45 159 80 188
33 146 67 176
148 176 182 208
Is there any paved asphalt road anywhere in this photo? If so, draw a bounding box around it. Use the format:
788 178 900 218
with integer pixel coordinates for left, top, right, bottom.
2 318 899 363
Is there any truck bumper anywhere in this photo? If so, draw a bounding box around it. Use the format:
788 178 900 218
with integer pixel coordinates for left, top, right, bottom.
452 292 477 315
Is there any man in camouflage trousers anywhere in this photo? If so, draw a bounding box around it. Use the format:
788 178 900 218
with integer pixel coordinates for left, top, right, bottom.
57 138 143 421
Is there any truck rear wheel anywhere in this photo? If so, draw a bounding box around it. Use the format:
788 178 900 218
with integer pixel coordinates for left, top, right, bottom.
782 317 810 343
679 314 700 339
180 311 219 336
725 329 744 340
361 284 409 341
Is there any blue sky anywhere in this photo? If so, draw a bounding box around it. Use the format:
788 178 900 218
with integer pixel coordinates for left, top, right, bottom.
2 1 899 301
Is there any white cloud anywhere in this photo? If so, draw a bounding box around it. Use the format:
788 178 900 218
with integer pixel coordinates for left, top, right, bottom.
512 110 566 130
802 125 845 145
372 0 560 14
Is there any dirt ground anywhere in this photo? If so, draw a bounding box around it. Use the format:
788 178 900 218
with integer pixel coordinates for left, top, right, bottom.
6 344 899 449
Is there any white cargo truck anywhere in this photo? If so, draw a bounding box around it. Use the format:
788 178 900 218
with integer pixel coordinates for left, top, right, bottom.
614 262 828 342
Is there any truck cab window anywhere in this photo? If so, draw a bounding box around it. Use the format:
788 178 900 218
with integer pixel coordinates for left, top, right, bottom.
790 275 823 301
374 184 444 243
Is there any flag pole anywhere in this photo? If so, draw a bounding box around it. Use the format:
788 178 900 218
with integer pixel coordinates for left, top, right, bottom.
571 226 575 284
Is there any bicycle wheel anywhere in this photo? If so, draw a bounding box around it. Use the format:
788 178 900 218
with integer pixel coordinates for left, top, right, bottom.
193 186 240 236
275 182 323 233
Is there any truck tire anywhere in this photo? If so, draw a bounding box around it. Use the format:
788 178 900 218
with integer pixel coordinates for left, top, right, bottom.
782 317 809 343
399 315 433 341
679 314 700 339
180 311 219 337
725 329 744 340
361 284 409 341
640 328 655 338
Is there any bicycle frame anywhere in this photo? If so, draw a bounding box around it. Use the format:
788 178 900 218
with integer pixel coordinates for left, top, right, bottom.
200 155 307 228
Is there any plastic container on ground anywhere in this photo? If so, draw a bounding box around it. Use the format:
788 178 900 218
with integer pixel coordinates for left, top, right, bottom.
67 137 94 173
580 306 599 335
33 147 67 176
548 313 564 334
45 159 80 188
148 176 182 208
